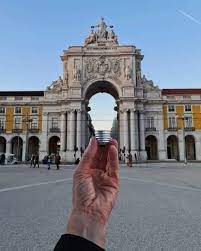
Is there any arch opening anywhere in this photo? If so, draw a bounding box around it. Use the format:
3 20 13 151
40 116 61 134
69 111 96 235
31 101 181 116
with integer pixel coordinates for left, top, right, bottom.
145 135 158 160
0 136 6 153
185 135 196 160
28 136 40 160
85 81 119 145
167 135 179 160
49 136 60 155
85 81 119 100
11 136 23 161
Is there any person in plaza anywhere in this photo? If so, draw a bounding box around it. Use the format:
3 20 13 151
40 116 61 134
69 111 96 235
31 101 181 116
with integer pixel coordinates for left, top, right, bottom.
54 137 119 251
55 153 61 170
74 157 80 165
34 154 39 168
30 154 35 168
47 155 51 170
126 151 133 167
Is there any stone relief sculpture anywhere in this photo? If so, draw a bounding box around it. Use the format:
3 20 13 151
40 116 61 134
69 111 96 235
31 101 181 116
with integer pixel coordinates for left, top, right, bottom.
47 76 63 91
73 66 81 81
125 65 132 80
84 56 121 80
84 18 118 46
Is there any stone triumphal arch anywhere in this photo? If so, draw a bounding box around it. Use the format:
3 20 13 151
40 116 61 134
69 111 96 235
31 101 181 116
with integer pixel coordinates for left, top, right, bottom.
43 18 164 162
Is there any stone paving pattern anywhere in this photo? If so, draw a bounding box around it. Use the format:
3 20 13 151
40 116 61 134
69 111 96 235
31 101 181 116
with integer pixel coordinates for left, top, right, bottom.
0 163 201 250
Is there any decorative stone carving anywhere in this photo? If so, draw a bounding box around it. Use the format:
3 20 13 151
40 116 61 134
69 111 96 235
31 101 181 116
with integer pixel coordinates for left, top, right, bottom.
125 65 132 80
73 66 81 81
84 56 121 80
84 18 118 46
47 76 63 91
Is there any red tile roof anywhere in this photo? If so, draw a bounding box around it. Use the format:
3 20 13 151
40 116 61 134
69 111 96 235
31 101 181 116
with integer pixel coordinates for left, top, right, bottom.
162 89 201 95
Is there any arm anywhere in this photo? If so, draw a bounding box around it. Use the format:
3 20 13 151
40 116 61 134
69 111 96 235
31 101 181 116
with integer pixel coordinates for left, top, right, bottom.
54 137 119 250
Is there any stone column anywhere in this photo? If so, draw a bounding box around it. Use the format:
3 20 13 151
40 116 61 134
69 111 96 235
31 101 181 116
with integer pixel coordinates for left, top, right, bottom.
195 138 201 160
158 113 166 160
6 141 11 154
39 112 48 160
119 110 124 150
139 112 145 151
139 111 147 160
69 110 75 151
178 130 185 161
76 110 81 153
123 110 128 151
22 140 26 161
81 110 86 149
60 112 66 152
130 109 135 151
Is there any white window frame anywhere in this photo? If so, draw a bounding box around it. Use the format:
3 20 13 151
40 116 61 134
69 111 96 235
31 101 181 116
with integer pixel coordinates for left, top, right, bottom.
146 117 154 129
15 107 22 114
0 117 5 129
52 117 58 129
30 117 38 129
15 96 23 101
0 107 5 114
168 116 177 128
168 105 175 113
31 107 38 114
184 104 191 112
184 115 193 128
14 117 22 129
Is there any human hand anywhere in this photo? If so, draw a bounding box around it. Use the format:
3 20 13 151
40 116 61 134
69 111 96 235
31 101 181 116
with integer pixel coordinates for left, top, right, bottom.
67 137 119 248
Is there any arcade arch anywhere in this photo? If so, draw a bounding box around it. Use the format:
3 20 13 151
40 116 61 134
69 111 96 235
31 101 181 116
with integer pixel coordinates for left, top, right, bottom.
167 135 179 160
49 136 60 155
11 136 23 161
185 135 196 160
145 135 158 160
0 136 6 153
28 136 40 160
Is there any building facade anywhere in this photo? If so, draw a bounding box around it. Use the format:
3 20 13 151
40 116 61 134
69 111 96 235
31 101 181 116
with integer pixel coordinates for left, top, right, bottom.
0 19 201 162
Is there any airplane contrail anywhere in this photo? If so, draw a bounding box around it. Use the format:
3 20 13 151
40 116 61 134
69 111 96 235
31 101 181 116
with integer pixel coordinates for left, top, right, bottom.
178 10 201 25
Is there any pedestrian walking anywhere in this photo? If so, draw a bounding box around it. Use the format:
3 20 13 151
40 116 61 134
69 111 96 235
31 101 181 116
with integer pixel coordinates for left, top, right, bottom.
47 155 51 170
30 154 35 168
126 151 133 167
34 154 39 168
55 153 61 170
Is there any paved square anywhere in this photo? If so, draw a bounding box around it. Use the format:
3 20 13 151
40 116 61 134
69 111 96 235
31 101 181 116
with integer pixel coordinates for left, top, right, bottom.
0 163 201 250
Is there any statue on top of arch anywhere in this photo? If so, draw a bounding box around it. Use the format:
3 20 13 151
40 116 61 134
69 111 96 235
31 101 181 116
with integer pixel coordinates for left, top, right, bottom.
84 18 118 46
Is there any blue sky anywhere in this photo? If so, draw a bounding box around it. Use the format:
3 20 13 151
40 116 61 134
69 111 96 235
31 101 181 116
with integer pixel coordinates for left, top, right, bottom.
0 1 201 129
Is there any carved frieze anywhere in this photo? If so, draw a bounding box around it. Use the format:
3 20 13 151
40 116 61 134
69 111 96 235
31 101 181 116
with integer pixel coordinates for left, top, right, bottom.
84 56 121 81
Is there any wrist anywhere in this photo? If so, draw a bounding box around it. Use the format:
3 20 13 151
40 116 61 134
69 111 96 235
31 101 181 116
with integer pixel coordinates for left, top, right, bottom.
66 210 106 248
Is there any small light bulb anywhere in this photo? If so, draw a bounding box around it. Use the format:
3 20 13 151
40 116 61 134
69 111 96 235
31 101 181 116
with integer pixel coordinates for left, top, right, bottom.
95 130 111 146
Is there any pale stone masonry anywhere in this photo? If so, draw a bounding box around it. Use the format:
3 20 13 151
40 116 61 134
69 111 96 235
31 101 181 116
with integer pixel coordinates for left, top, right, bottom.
0 18 201 162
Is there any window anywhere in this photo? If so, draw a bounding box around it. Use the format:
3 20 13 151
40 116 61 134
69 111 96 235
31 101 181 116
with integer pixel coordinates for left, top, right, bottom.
0 107 5 114
146 117 154 129
15 107 21 114
168 105 175 112
168 116 176 128
14 117 22 129
30 117 38 129
15 96 23 101
183 95 191 100
31 96 39 101
0 96 7 101
52 117 58 128
31 107 38 114
185 104 191 112
184 116 192 128
0 117 5 129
